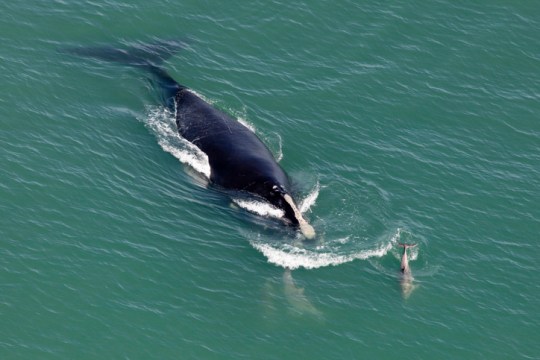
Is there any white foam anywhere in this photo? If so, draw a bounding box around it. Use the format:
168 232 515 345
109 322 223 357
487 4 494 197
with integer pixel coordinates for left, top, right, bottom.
409 248 419 261
391 227 402 245
233 183 319 224
232 198 285 219
251 229 401 270
238 117 256 133
392 228 419 261
186 89 211 104
299 181 320 214
251 239 396 270
272 133 283 162
143 106 211 178
143 104 274 179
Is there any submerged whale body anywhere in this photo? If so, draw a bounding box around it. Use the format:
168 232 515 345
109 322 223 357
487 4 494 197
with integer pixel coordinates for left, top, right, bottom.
65 40 315 238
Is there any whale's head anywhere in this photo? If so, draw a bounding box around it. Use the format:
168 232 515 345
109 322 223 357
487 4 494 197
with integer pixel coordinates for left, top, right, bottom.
266 184 315 239
267 185 298 224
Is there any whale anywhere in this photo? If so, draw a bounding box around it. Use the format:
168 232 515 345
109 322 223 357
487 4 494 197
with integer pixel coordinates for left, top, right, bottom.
398 243 418 299
64 40 315 238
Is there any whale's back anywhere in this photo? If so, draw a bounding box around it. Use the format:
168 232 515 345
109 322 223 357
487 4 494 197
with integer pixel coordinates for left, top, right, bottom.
175 90 290 192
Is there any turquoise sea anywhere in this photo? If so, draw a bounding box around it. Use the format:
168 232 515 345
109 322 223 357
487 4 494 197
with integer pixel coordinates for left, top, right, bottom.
1 1 539 359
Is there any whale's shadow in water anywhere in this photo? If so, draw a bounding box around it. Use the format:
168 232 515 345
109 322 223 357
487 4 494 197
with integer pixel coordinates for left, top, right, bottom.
261 269 324 321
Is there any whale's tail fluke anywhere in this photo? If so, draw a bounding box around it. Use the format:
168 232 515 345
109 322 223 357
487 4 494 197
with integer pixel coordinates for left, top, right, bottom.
61 39 189 110
398 243 417 250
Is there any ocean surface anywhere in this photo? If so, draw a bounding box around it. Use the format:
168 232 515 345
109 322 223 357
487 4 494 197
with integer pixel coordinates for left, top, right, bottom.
1 1 539 359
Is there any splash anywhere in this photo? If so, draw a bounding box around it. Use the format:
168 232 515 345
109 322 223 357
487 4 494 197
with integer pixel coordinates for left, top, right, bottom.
274 133 283 162
251 239 395 270
250 228 403 270
142 103 279 179
238 117 256 133
269 132 283 162
299 181 320 214
232 198 285 219
392 228 419 261
390 227 403 246
232 181 320 224
143 106 211 178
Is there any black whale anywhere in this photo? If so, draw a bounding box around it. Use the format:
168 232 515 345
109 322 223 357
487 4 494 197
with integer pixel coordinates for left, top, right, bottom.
66 41 315 238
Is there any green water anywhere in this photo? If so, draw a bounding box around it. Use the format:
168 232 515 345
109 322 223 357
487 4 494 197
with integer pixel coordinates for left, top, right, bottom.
2 1 539 359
